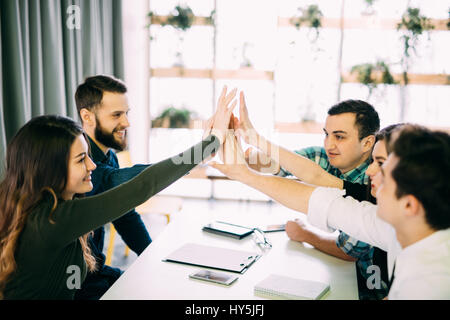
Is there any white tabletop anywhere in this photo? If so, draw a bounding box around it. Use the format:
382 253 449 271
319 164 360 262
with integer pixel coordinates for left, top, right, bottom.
101 202 358 300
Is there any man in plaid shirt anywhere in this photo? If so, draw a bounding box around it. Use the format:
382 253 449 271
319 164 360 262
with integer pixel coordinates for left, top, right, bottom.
241 98 383 299
277 100 384 299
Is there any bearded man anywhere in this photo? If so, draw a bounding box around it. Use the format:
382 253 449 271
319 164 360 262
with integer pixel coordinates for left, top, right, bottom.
74 75 152 300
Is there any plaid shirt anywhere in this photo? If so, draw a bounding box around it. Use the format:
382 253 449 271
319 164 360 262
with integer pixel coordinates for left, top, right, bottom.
279 147 378 289
279 146 370 184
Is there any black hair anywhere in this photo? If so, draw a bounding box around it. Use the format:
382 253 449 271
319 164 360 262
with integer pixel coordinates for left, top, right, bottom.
328 100 380 140
391 125 450 230
75 75 127 118
375 123 405 154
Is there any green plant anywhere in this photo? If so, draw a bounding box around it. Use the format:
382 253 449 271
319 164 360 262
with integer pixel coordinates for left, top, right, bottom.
163 5 195 31
350 60 396 99
397 7 434 85
447 8 450 30
362 0 378 15
206 9 216 26
147 6 215 66
241 42 253 68
152 106 195 128
290 4 323 41
147 5 194 67
365 0 377 5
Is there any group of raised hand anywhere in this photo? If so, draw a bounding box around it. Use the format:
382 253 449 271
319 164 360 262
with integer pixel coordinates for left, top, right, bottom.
201 86 336 247
202 85 261 179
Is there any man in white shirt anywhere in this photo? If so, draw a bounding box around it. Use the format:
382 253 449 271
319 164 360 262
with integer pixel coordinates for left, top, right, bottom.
211 125 450 299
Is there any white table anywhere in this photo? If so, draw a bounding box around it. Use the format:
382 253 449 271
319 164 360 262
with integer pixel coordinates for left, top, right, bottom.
102 202 358 300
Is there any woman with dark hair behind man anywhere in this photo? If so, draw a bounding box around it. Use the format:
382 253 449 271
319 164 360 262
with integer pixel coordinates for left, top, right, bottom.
284 123 403 299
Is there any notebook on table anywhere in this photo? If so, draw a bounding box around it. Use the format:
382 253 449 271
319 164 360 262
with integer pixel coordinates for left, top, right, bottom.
254 274 330 300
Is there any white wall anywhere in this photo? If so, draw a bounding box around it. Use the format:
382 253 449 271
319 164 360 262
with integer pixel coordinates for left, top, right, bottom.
122 0 150 164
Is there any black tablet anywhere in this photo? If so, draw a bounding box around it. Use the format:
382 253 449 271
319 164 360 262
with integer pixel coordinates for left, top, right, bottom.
202 221 253 239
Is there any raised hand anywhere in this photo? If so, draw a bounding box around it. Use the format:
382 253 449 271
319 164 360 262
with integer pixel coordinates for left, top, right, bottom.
208 86 238 144
210 130 249 181
244 146 280 174
235 91 258 145
202 116 214 140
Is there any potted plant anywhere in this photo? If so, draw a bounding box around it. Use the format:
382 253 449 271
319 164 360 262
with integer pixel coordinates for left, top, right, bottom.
147 5 194 67
289 4 324 127
350 60 396 99
395 6 435 121
447 7 450 30
148 6 215 67
397 7 434 85
290 4 323 43
152 106 196 129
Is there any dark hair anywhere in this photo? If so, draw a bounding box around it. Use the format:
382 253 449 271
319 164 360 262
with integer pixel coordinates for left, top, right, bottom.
4 115 84 199
75 75 127 118
391 125 450 230
375 123 405 155
0 115 96 298
328 100 380 140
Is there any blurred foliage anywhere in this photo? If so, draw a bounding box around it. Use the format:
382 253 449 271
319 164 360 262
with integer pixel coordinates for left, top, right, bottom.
152 106 195 128
397 7 434 85
351 60 396 98
290 4 323 41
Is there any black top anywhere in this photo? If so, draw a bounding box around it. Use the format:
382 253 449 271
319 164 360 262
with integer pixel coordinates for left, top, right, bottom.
343 180 389 299
343 180 376 203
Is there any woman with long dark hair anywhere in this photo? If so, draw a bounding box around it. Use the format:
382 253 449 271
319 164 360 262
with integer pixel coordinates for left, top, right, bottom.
0 86 236 299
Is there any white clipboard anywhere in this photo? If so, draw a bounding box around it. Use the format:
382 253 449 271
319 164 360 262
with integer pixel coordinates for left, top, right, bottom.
163 243 261 274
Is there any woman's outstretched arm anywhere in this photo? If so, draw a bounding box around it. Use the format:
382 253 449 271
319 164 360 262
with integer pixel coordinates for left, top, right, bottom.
44 86 238 246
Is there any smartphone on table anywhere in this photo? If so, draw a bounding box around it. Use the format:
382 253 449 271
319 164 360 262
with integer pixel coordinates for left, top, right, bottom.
189 269 238 286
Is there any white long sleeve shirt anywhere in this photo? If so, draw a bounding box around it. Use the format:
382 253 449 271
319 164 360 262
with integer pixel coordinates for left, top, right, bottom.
307 187 450 300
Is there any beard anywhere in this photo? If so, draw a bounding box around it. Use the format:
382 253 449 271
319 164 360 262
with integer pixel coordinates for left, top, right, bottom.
94 117 127 151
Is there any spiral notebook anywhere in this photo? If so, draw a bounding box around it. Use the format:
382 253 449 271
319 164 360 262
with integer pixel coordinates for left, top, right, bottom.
254 274 330 300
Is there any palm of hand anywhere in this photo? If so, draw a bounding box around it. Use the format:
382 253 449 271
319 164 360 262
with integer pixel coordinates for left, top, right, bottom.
235 92 257 144
211 131 249 180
